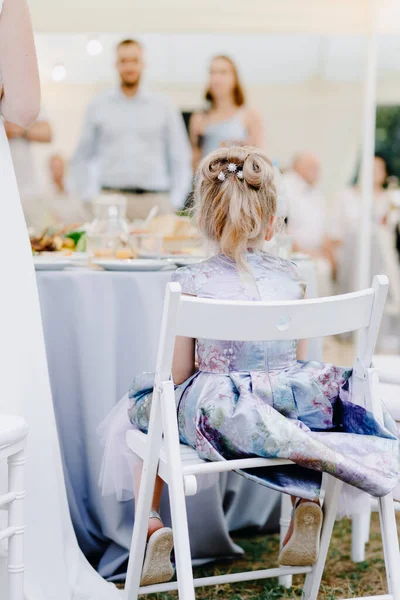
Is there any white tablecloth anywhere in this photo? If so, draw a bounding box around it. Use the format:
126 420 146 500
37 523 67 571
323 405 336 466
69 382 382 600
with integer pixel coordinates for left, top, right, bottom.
36 258 319 579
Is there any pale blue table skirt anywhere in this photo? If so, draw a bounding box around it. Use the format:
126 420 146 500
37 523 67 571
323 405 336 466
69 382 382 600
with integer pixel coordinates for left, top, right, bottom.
36 268 289 579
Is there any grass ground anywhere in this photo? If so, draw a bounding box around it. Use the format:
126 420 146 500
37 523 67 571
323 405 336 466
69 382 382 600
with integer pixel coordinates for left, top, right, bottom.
123 513 398 599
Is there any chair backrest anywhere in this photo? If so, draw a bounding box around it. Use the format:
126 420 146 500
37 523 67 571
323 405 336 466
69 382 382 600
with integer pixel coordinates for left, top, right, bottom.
154 274 388 386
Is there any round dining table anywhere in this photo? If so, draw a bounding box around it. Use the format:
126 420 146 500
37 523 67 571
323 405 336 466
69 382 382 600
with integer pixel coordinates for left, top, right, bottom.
36 257 319 580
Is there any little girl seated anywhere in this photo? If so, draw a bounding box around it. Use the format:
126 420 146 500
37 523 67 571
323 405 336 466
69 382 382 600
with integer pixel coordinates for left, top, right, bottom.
100 147 400 586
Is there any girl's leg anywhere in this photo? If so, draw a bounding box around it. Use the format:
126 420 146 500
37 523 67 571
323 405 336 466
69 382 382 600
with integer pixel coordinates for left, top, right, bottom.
133 463 174 586
134 463 165 539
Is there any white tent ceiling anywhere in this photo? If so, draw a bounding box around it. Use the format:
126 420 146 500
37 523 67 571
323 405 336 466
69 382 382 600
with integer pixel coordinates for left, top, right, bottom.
30 0 399 35
31 0 400 85
35 33 400 85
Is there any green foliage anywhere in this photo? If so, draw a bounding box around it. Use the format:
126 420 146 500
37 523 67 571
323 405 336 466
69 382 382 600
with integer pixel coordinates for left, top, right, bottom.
376 106 400 179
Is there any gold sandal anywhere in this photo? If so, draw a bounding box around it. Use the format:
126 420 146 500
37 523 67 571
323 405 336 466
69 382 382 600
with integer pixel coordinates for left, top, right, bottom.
279 499 323 567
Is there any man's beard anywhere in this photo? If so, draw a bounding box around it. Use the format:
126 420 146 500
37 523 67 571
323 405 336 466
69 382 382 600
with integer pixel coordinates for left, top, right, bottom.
121 75 140 89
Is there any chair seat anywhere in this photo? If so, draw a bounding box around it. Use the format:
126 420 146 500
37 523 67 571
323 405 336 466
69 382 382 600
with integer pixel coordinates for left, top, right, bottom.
126 429 293 485
0 415 28 449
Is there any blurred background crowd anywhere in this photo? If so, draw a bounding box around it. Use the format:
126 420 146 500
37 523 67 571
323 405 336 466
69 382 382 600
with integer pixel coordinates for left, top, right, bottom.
7 35 400 300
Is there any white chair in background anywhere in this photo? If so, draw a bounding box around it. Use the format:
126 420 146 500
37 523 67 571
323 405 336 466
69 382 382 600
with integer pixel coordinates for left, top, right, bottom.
0 415 28 600
376 226 400 320
124 275 400 600
375 226 400 352
373 354 400 388
350 226 400 562
351 353 400 564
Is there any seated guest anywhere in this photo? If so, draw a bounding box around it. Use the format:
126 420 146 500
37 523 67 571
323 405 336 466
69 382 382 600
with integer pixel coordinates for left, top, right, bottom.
28 154 90 233
49 153 68 195
189 55 265 170
42 153 90 226
5 106 52 228
337 154 399 292
70 38 192 221
283 152 338 296
339 155 393 229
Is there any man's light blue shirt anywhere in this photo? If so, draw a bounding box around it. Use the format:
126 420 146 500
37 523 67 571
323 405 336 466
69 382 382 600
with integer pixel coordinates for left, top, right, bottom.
70 87 192 209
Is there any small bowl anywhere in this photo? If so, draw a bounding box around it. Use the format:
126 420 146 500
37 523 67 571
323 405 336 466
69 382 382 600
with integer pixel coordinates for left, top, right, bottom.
129 233 163 258
86 233 119 258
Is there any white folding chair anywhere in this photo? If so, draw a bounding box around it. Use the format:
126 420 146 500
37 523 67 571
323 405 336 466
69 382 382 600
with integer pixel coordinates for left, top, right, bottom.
351 353 400 564
124 274 400 600
0 415 28 600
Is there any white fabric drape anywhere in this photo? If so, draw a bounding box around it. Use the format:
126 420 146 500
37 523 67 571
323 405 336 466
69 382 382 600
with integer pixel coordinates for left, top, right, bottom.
0 120 120 599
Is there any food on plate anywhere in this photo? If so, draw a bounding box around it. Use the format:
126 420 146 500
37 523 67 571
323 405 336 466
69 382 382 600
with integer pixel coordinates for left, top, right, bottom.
62 237 76 249
64 230 87 252
93 248 115 258
146 215 198 238
115 248 139 259
30 226 86 254
31 234 63 253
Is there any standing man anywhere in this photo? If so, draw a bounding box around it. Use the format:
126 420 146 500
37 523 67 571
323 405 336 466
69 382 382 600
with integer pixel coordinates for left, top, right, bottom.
5 109 52 228
69 39 192 219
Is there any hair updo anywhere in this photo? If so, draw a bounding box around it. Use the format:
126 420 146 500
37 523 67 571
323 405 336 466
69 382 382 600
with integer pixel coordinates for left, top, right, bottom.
194 146 277 269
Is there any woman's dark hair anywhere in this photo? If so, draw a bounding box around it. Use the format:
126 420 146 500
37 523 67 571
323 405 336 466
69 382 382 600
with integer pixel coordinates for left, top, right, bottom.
352 153 392 187
205 56 245 108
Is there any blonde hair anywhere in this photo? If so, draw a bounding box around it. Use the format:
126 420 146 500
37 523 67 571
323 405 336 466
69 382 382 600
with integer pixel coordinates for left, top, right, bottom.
195 147 277 270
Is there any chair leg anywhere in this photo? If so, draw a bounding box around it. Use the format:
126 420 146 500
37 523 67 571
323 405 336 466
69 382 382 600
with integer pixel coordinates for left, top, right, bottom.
279 494 293 589
351 504 371 563
364 506 372 544
162 381 196 600
378 494 400 599
8 449 26 600
302 476 342 600
124 390 164 600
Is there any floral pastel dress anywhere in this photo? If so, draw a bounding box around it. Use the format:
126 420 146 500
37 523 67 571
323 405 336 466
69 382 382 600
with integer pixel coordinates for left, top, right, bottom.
128 252 400 500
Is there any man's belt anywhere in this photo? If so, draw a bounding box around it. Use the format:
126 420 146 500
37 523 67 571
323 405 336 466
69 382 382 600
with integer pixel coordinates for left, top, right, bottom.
101 187 167 195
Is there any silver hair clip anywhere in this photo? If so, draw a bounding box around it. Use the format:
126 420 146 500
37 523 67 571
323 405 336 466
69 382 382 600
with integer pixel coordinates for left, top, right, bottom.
218 164 243 182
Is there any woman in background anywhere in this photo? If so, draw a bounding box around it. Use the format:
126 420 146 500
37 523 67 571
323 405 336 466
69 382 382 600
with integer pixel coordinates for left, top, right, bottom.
340 155 392 228
337 154 398 293
189 55 266 170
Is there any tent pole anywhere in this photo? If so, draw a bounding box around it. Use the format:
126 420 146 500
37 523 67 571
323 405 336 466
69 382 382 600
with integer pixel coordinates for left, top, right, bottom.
357 6 378 290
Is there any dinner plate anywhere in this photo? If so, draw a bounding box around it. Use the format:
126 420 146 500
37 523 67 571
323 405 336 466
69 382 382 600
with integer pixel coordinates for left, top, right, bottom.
33 257 73 271
65 252 90 266
92 258 168 272
168 257 204 268
160 253 205 260
39 251 89 265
